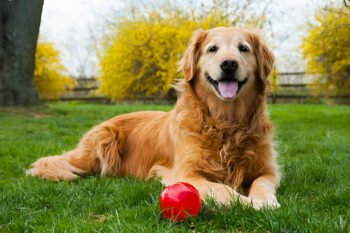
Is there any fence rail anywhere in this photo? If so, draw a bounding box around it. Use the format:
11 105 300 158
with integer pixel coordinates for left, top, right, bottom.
61 73 350 104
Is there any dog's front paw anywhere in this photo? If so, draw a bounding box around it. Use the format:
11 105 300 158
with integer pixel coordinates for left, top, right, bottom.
253 196 280 210
266 197 281 209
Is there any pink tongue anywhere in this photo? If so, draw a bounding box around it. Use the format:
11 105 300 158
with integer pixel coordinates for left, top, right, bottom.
218 81 238 98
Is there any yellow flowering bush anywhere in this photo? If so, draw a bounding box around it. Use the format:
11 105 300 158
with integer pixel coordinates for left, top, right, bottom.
34 42 75 99
302 7 350 96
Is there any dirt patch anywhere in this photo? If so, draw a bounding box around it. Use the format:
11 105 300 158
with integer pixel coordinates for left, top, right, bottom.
0 105 51 118
88 214 112 223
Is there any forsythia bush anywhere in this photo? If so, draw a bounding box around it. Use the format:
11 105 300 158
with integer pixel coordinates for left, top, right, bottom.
34 42 75 99
302 7 350 96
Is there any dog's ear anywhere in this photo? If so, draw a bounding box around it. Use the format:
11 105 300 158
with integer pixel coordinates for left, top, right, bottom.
179 29 207 81
250 32 275 89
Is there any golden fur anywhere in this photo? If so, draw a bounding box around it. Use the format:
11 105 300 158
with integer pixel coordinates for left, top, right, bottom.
28 27 280 209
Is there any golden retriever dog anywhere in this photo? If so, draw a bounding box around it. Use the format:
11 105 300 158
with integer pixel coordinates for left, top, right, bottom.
28 27 280 209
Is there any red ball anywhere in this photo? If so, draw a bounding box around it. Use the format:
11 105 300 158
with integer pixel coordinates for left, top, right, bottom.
160 182 202 222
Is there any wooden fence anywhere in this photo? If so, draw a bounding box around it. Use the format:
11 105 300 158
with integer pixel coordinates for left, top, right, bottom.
60 73 350 104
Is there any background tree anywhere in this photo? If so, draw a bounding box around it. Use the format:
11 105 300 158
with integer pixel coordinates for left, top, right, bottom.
99 0 271 100
302 6 350 96
0 0 43 105
34 42 75 100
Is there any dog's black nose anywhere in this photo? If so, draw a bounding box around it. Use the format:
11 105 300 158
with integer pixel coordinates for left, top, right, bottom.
220 60 238 73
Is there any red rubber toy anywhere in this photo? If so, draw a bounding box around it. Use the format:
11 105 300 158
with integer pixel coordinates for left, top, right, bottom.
160 182 202 222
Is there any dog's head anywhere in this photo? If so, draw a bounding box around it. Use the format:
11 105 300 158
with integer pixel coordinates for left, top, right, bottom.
180 27 274 101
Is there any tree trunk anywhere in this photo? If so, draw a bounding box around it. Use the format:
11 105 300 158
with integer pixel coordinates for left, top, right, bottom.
0 0 43 105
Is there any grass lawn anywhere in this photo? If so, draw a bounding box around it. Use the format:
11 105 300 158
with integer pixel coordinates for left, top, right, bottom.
0 102 349 232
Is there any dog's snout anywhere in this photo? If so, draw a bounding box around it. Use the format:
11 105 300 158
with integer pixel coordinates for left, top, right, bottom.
220 60 238 73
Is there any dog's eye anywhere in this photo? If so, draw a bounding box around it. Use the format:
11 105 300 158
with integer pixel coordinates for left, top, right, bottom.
239 44 249 52
208 45 218 53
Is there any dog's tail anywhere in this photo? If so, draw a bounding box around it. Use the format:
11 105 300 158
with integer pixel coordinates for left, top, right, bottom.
27 122 125 181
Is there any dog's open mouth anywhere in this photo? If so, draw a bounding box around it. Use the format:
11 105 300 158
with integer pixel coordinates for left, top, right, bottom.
207 76 247 99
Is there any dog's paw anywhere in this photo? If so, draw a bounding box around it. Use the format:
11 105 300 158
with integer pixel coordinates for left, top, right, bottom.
252 197 280 210
26 156 82 181
266 197 281 209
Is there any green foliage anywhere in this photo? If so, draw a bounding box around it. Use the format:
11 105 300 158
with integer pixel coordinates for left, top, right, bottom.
0 103 349 232
34 42 75 99
302 7 350 96
99 1 267 100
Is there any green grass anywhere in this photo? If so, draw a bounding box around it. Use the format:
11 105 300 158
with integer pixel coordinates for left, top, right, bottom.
0 102 349 232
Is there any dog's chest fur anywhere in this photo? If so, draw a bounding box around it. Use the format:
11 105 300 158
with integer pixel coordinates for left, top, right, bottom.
177 107 269 191
201 118 263 188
